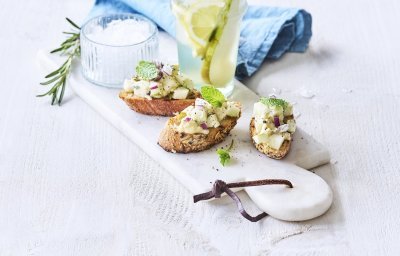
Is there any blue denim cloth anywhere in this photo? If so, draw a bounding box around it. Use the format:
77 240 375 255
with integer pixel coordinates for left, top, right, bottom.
88 0 312 79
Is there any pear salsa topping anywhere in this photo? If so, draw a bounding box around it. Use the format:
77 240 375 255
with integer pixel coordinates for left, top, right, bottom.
252 98 296 150
123 61 196 100
175 86 240 135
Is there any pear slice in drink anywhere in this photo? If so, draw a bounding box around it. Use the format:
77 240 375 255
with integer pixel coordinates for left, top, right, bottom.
201 0 239 86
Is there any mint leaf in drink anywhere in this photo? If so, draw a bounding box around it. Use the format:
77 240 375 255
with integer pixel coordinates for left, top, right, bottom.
136 61 159 80
201 86 226 108
260 97 288 108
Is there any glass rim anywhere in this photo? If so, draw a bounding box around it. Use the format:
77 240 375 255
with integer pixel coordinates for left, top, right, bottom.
81 13 158 48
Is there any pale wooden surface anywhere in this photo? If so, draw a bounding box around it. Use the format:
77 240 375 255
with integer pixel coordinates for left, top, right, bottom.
0 0 399 255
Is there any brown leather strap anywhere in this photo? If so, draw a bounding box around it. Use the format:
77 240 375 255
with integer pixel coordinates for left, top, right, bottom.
193 179 293 222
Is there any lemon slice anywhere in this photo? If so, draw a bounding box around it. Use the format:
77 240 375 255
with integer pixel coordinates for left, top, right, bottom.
185 0 225 56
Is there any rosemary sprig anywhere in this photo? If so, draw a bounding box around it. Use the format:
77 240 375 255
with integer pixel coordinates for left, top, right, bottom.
38 18 81 105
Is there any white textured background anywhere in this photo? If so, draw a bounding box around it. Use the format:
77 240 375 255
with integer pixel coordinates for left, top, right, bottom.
0 0 399 255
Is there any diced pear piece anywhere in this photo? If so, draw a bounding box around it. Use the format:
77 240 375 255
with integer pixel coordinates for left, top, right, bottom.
254 120 263 134
284 104 293 116
268 134 285 150
252 134 269 144
206 114 220 128
123 79 135 92
226 104 240 117
215 107 227 120
172 87 189 100
191 108 208 123
150 87 161 98
253 102 269 119
163 76 178 92
133 80 150 98
287 119 296 133
183 78 194 90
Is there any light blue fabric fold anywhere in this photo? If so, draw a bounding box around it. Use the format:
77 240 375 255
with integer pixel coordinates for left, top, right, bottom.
87 0 312 79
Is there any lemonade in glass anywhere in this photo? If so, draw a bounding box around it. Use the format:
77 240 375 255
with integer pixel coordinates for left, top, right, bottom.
172 0 247 96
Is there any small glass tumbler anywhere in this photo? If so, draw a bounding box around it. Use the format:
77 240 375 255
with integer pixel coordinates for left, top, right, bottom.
80 14 159 88
172 0 247 96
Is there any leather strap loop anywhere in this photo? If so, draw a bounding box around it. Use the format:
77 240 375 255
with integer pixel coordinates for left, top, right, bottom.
193 179 293 222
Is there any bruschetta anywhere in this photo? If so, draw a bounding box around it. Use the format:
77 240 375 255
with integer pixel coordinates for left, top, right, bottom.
119 61 200 116
250 97 296 159
158 86 241 153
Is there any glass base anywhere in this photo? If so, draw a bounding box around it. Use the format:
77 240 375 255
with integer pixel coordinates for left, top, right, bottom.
195 80 234 98
215 80 235 98
81 69 123 89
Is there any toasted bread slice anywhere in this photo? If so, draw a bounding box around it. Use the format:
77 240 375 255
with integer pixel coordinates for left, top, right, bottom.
119 90 201 116
249 117 292 159
158 109 241 153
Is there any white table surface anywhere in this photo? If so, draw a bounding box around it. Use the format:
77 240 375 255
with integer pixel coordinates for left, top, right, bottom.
1 0 399 255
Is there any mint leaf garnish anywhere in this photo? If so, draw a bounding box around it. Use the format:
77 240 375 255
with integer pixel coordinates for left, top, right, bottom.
136 61 159 80
201 86 226 107
216 140 234 167
260 97 288 108
217 149 230 166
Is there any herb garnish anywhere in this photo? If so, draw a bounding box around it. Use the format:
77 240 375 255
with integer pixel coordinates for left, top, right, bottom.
260 97 288 108
216 140 234 166
136 61 159 81
201 86 226 107
38 18 81 105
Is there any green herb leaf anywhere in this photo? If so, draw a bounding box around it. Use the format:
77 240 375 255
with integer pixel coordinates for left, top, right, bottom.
40 74 63 85
50 47 64 54
66 17 80 29
136 61 159 80
260 97 288 108
217 149 230 166
201 86 226 108
44 62 68 78
38 17 80 105
216 140 234 167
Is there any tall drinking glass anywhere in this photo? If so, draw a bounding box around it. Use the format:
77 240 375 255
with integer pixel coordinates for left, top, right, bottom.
172 0 247 96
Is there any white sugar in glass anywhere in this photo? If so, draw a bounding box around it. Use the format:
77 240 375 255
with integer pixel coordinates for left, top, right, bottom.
80 14 159 88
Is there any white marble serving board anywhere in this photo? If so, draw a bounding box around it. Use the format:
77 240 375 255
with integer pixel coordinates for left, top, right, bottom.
37 49 332 221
